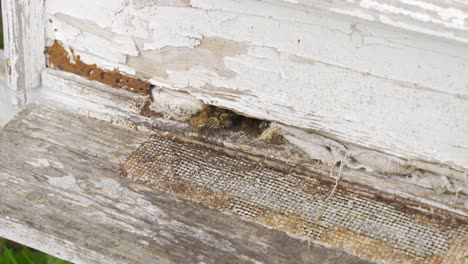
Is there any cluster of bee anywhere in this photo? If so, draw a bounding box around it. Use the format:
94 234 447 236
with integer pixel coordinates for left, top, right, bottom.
204 109 234 130
190 106 269 134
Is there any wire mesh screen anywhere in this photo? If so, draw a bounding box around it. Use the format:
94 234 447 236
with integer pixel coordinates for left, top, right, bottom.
121 134 468 264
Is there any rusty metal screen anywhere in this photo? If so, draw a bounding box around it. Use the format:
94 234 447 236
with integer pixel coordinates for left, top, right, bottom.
121 134 468 264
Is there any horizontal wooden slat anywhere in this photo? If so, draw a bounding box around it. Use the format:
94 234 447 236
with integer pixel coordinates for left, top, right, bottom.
37 68 468 215
0 105 371 264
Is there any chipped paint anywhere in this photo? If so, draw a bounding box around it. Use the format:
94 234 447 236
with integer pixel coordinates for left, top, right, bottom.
127 36 247 80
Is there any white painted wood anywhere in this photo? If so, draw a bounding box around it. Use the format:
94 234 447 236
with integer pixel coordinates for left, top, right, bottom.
273 0 468 44
44 0 468 172
1 0 45 107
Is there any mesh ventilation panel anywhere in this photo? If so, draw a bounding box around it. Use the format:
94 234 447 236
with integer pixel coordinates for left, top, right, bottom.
122 134 468 264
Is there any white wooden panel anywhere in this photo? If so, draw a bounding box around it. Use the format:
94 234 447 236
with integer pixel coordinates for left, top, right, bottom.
44 0 468 171
274 0 468 44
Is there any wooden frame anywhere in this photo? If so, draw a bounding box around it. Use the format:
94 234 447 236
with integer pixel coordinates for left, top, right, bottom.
0 1 466 171
0 1 467 263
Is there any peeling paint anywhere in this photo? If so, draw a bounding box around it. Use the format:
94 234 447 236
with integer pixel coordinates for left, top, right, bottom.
127 37 247 80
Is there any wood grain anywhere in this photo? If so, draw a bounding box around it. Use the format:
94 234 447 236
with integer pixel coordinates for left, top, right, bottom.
0 105 371 264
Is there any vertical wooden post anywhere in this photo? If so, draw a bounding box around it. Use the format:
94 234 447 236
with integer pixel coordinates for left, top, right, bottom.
1 0 45 107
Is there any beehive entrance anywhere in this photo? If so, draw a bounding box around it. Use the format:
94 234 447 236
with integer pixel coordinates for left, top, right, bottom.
121 134 468 263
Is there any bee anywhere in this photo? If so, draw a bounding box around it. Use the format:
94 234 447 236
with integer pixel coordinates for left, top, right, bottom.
205 111 233 129
258 120 270 130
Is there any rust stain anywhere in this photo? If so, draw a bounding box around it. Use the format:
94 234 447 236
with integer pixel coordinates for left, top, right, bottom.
47 40 150 94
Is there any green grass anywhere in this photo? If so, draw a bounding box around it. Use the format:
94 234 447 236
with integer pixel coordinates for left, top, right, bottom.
0 238 71 264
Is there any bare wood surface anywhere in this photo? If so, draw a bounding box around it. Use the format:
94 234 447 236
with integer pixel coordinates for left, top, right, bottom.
0 105 371 264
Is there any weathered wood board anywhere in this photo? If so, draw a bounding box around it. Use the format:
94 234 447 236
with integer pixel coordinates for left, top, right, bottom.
0 105 372 264
44 0 468 172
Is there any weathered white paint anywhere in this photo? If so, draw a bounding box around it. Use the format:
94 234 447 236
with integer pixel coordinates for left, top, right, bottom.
45 0 468 172
1 0 45 105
